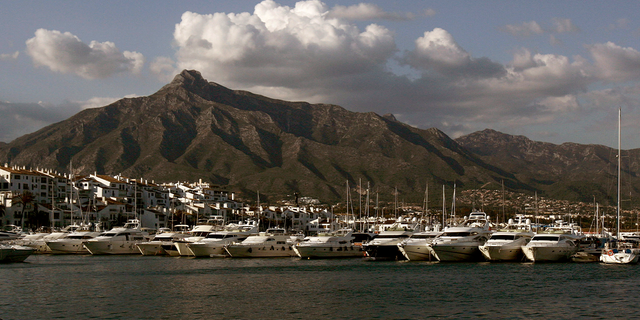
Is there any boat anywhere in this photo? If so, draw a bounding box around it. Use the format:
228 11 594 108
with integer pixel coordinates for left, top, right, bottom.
478 216 534 262
172 220 224 256
84 220 152 255
397 231 441 261
522 233 580 262
0 225 23 241
600 109 640 264
224 228 303 258
187 220 259 258
429 211 492 262
362 218 416 260
0 244 36 263
293 228 365 259
136 231 190 256
46 230 102 254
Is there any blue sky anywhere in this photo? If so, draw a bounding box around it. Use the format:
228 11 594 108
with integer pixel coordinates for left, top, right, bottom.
2 0 640 148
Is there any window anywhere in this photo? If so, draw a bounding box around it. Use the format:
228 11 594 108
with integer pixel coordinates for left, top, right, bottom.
14 175 20 180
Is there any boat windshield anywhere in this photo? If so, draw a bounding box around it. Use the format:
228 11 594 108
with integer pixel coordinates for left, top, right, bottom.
490 234 516 240
442 232 476 237
412 234 438 239
532 235 560 241
205 234 228 239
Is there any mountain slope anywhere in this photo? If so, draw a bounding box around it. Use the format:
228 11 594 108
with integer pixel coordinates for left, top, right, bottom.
0 70 521 202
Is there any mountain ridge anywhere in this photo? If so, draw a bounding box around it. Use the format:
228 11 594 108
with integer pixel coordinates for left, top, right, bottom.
0 70 636 204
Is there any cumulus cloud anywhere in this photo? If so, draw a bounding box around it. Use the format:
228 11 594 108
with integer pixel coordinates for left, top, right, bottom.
589 42 640 82
501 21 544 37
327 3 416 21
403 28 505 79
502 18 579 37
170 0 395 95
0 51 19 61
25 29 145 79
150 0 640 145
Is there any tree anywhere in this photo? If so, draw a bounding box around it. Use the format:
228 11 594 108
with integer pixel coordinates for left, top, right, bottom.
12 191 35 231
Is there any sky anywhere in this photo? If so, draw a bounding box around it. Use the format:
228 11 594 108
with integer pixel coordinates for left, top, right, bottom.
2 1 640 149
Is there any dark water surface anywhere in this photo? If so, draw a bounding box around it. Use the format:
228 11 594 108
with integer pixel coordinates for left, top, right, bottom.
1 255 639 319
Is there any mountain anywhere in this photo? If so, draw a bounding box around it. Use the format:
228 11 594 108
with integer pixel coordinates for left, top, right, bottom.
0 70 524 202
3 70 636 205
455 129 640 205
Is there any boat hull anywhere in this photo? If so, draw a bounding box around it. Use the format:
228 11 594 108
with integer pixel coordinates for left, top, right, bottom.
478 245 524 262
398 244 436 261
294 245 364 259
46 240 90 254
136 242 167 256
188 243 228 258
522 246 577 262
225 244 298 258
430 244 483 262
0 245 36 262
600 249 640 264
84 240 144 255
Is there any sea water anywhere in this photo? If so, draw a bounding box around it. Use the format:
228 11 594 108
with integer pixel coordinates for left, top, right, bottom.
1 255 639 319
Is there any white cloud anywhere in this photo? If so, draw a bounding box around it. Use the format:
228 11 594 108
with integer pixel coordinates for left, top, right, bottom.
501 21 544 37
0 51 19 61
403 28 505 79
25 29 145 79
552 18 579 33
589 42 640 82
328 3 415 21
171 0 395 99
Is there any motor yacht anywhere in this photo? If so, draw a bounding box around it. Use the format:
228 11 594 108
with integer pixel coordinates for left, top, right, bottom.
84 220 152 255
46 231 102 254
397 231 442 261
293 229 364 259
522 220 582 262
172 220 224 256
479 216 534 262
136 232 190 256
429 211 492 262
0 244 36 263
225 228 303 258
187 220 259 258
363 219 417 260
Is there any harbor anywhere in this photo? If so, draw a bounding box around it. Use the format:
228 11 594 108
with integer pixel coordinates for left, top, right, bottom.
2 254 640 319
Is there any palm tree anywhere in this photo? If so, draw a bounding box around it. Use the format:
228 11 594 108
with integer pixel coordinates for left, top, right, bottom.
12 191 35 231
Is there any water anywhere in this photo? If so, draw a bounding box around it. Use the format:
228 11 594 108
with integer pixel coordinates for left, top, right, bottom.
1 255 639 319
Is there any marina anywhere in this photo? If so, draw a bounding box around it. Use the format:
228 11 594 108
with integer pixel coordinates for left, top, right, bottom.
3 254 640 319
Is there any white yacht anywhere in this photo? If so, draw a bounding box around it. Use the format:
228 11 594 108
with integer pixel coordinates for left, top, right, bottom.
0 244 36 263
0 225 23 241
46 231 102 254
136 232 190 256
293 229 364 259
84 220 152 255
187 221 259 258
522 220 582 262
225 228 303 258
397 231 442 261
479 216 534 262
173 220 224 256
599 109 639 264
429 211 492 262
522 234 580 262
363 219 417 260
600 245 640 264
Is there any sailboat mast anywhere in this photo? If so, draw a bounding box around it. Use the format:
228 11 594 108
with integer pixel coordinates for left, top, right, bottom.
617 108 621 239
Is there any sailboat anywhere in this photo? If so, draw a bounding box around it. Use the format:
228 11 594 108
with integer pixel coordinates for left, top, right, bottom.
600 108 640 264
